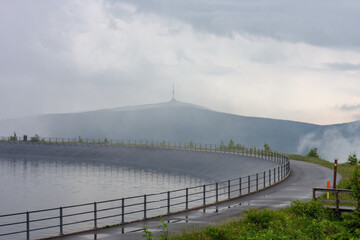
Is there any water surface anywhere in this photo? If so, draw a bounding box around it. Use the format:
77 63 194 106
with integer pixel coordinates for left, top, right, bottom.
0 157 210 215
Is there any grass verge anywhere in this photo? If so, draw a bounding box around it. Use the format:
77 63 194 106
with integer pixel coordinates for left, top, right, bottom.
169 201 360 239
153 155 360 240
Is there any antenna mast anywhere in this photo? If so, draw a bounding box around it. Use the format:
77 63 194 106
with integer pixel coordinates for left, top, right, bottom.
172 83 175 100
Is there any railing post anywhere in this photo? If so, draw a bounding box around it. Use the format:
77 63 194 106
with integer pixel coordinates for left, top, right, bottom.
60 207 63 235
239 178 242 196
94 202 97 228
144 195 147 219
167 191 170 214
278 167 280 181
216 183 219 202
26 211 30 240
263 171 266 188
248 175 250 193
336 190 339 212
274 168 276 183
121 198 125 223
313 188 316 200
203 185 206 205
288 161 290 174
269 170 271 185
256 173 258 191
186 188 189 209
228 180 231 199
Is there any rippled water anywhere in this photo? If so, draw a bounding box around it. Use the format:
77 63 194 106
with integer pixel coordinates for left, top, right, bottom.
0 157 214 239
0 157 210 214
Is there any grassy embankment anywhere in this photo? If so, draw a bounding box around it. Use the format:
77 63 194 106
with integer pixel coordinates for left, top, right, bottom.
151 155 360 240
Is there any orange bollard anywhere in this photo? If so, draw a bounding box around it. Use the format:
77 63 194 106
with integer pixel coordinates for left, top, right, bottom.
327 180 331 199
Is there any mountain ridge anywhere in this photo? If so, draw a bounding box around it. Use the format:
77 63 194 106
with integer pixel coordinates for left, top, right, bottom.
1 100 359 161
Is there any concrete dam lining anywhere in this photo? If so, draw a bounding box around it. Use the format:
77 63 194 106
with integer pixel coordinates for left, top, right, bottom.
0 141 281 182
0 141 290 239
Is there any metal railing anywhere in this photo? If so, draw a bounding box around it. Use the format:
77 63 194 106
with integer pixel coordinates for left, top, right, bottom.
1 136 286 161
313 188 358 212
0 138 290 239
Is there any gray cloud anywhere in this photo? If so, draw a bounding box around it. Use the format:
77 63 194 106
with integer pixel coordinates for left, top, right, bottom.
339 104 360 111
1 0 360 126
116 0 360 49
327 62 360 71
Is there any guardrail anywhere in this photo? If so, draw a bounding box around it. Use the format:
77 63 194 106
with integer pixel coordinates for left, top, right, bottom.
313 188 357 212
0 139 290 239
1 136 286 160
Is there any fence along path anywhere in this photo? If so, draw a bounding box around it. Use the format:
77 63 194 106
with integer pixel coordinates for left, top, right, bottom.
0 137 290 240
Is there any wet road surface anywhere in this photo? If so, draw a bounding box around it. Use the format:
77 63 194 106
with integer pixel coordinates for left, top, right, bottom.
55 160 339 240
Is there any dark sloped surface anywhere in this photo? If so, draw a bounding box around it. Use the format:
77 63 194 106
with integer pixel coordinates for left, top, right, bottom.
0 142 279 181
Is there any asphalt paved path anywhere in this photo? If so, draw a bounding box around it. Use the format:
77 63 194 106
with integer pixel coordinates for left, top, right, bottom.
55 160 340 240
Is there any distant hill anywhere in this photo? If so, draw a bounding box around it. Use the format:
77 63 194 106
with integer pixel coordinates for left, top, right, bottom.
1 100 359 161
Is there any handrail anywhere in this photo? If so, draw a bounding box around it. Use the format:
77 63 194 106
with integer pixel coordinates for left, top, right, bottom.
312 188 358 212
0 136 287 164
0 139 290 240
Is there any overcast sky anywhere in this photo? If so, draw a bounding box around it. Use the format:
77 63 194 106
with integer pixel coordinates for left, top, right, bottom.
1 0 360 125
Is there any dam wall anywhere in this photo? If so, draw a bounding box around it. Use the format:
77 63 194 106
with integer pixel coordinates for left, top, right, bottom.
0 141 282 181
0 140 290 240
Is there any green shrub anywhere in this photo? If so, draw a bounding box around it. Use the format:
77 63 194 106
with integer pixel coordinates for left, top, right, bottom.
289 200 324 219
342 210 360 233
158 218 168 240
204 225 228 240
142 218 168 240
9 132 17 141
347 152 358 165
304 219 326 239
220 140 225 150
30 134 40 142
142 225 153 240
243 208 276 229
228 139 234 149
307 148 319 158
264 143 271 152
350 166 360 209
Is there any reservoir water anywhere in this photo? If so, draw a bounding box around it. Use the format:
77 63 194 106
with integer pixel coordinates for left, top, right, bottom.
0 157 213 239
0 157 210 215
0 143 283 239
